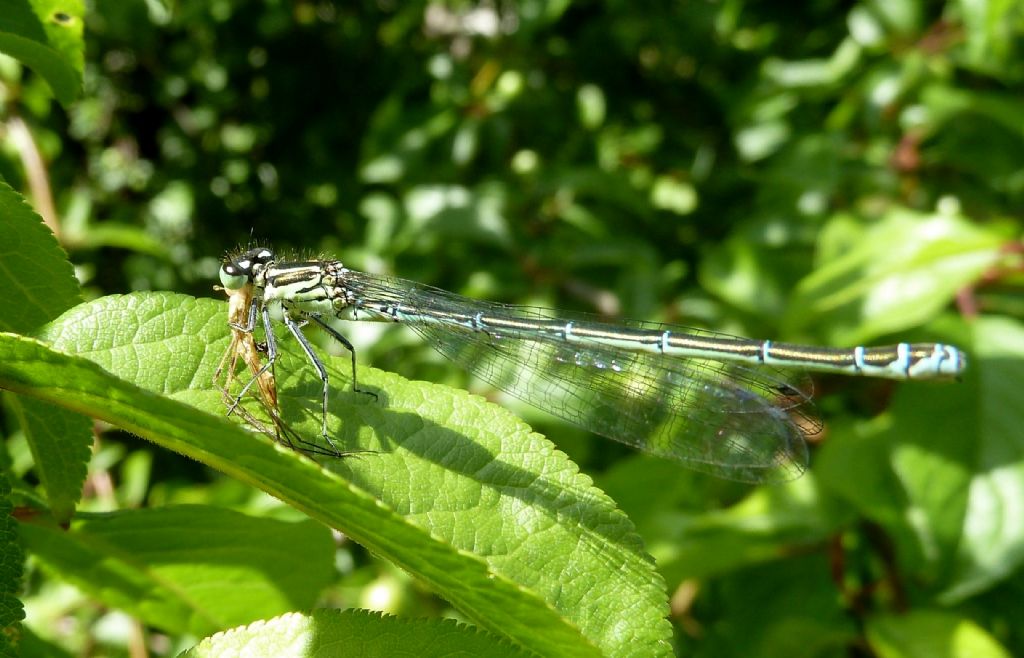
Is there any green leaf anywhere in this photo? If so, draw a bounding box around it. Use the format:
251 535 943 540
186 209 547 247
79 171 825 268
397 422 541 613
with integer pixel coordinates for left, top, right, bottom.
649 176 698 216
10 626 72 658
761 37 861 89
699 226 813 320
19 506 336 636
687 555 855 656
652 477 847 583
0 179 80 333
599 457 852 584
958 0 1020 69
921 84 1024 143
181 609 535 658
5 397 91 522
817 316 1024 602
786 207 1006 344
0 0 84 106
939 316 1024 602
63 221 172 259
0 473 25 658
866 609 1012 658
0 179 89 524
1 291 673 657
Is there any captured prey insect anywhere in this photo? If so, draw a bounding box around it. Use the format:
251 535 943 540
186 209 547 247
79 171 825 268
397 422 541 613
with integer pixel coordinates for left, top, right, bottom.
213 275 337 455
217 247 966 483
212 279 290 441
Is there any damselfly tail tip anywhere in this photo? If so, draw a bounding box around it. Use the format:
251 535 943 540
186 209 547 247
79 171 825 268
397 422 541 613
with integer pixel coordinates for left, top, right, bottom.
918 343 967 380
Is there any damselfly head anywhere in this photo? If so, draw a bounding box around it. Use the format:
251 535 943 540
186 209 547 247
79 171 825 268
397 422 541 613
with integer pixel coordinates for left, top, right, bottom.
220 248 275 290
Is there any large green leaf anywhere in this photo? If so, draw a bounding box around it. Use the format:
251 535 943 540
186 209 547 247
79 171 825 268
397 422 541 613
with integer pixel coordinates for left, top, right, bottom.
1 291 673 657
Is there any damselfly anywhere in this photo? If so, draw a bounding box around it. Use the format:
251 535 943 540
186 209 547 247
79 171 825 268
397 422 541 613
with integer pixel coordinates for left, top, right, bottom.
217 247 966 483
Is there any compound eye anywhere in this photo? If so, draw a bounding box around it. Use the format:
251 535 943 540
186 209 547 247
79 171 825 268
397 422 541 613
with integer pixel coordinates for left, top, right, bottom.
219 257 254 290
219 264 248 290
220 248 274 289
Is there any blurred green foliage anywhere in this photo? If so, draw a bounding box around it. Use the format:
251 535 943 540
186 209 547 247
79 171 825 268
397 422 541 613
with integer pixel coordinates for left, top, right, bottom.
2 0 1023 656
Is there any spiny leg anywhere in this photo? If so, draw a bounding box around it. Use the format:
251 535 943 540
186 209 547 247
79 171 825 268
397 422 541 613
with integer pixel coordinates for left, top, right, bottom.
282 314 343 454
308 314 378 402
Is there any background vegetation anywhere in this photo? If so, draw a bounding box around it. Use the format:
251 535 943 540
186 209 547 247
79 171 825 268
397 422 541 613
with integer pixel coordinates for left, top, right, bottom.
1 0 1023 656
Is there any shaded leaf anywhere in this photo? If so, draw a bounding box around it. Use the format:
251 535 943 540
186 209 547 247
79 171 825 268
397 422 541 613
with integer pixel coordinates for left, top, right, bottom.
0 473 25 658
19 506 335 636
866 609 1011 658
0 180 89 524
0 0 84 106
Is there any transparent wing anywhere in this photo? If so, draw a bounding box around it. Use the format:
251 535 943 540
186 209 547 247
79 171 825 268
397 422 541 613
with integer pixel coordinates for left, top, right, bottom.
343 271 817 483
